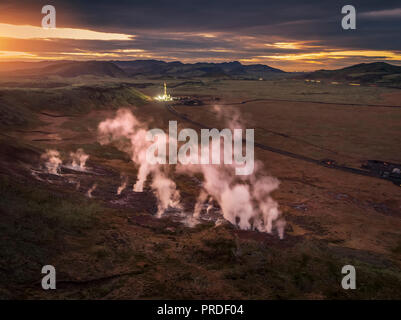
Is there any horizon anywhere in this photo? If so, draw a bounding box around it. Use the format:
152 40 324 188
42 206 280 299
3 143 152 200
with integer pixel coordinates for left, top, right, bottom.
2 58 401 73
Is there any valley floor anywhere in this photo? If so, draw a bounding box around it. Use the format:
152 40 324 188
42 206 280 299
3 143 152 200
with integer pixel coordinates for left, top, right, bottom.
1 78 400 299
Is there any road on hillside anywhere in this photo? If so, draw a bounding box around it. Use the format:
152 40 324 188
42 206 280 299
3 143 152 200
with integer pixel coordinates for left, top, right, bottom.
165 103 401 186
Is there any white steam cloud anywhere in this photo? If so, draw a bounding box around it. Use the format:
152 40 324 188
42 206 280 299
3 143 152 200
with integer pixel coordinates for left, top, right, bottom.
98 109 181 217
69 148 89 170
41 149 62 175
98 108 285 238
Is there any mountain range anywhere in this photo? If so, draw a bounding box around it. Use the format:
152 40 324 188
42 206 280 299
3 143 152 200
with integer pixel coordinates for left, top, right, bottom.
1 60 400 86
0 60 285 79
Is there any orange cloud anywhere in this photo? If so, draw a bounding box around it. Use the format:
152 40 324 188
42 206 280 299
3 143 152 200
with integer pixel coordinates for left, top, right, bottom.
0 50 37 59
257 50 401 61
0 23 133 40
264 41 321 50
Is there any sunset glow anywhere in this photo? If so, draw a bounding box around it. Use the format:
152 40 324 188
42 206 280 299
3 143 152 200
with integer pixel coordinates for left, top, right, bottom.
0 3 400 71
0 23 133 40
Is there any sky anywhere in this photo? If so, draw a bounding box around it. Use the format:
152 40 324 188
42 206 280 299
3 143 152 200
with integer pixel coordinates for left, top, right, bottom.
0 0 400 71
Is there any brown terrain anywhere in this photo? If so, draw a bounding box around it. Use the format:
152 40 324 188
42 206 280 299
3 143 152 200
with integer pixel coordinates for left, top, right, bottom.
0 78 400 299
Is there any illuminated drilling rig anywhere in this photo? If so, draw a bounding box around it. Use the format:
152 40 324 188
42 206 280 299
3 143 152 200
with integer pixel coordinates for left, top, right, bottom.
154 82 173 101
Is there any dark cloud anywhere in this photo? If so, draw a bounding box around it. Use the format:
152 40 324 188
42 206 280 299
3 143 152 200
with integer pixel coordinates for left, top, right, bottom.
0 0 400 70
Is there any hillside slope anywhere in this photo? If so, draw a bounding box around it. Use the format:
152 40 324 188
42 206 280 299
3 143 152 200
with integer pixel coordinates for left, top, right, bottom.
0 83 150 128
3 61 128 78
304 62 401 87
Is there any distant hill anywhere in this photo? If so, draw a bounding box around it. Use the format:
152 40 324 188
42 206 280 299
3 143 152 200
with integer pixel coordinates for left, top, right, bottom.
3 61 127 78
0 61 58 72
2 60 285 79
36 61 127 78
114 60 285 79
3 60 401 84
303 62 401 87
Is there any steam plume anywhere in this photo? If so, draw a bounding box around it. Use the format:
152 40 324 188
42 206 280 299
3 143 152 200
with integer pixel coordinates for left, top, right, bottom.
117 176 128 195
177 105 284 235
97 108 284 237
98 109 181 216
69 148 89 170
86 183 97 198
41 149 62 175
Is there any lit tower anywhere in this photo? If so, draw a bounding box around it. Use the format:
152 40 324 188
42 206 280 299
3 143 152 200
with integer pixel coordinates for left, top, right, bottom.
154 82 173 101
